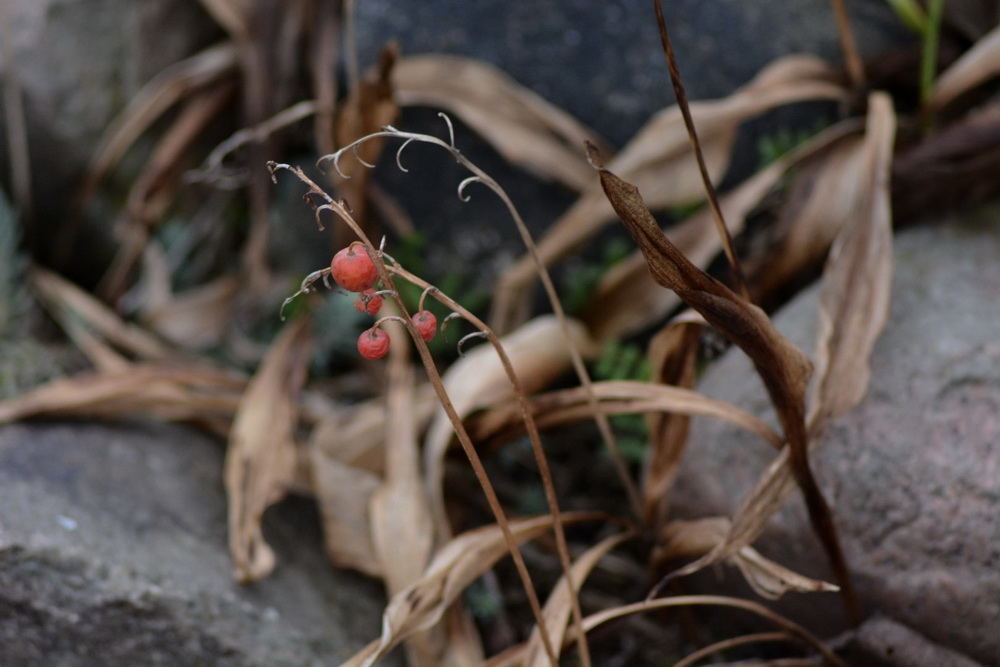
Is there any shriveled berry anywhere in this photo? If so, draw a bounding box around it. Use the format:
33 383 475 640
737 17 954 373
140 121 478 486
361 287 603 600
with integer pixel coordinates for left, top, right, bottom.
413 310 437 342
358 328 390 359
353 289 383 316
331 242 378 292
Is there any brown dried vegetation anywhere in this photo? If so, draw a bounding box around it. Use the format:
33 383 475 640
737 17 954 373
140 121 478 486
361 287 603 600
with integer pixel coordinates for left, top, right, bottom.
4 0 1000 665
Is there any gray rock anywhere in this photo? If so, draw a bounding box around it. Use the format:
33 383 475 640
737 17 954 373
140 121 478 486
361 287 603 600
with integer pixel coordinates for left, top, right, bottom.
833 615 984 667
0 420 390 666
669 216 1000 665
355 0 912 147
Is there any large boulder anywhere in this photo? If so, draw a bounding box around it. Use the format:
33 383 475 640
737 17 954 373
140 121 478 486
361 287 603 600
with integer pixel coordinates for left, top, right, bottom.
0 420 391 666
669 215 1000 665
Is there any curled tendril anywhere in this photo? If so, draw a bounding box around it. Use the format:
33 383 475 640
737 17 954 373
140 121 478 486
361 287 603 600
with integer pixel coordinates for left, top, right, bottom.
457 176 482 202
279 267 332 320
396 138 415 172
418 286 439 312
457 330 489 356
441 311 468 342
353 142 377 170
438 112 456 149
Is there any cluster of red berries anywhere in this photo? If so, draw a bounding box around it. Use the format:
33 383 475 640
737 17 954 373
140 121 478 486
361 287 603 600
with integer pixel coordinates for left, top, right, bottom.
330 242 438 360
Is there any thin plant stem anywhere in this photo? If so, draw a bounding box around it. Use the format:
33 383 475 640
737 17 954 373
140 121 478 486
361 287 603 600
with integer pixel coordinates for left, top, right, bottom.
573 595 848 667
830 0 866 91
390 263 595 667
268 162 560 666
674 631 793 667
651 0 750 302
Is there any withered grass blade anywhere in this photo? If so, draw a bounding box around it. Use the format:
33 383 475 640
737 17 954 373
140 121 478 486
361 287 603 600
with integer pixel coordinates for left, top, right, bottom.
225 317 312 582
346 513 599 667
393 54 606 192
931 23 1000 110
655 518 838 600
808 92 895 433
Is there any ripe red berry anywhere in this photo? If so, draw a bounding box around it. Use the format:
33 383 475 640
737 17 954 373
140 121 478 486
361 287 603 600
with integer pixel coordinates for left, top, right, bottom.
331 242 378 292
413 310 437 342
358 327 390 359
353 289 383 316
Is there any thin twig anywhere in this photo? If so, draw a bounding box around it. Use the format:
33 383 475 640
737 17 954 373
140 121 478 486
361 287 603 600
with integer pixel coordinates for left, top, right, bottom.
674 631 794 667
651 0 749 301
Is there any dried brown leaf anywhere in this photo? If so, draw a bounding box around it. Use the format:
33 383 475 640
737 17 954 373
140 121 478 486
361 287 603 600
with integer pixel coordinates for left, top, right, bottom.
393 54 606 192
931 23 1000 109
590 146 813 451
311 452 381 577
347 513 597 667
0 364 244 425
492 55 846 331
655 518 838 600
142 275 240 351
225 317 312 582
808 92 895 433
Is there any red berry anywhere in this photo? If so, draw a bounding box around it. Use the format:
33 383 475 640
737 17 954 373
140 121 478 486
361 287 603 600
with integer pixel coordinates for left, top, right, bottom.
353 289 383 316
358 328 390 359
331 242 378 292
413 310 437 342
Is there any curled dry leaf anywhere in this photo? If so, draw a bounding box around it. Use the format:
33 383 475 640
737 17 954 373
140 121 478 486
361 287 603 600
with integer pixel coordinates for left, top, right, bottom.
424 315 597 537
225 317 312 583
668 93 896 588
344 513 599 667
931 23 1000 110
642 314 703 528
491 55 847 332
393 54 606 193
655 518 838 600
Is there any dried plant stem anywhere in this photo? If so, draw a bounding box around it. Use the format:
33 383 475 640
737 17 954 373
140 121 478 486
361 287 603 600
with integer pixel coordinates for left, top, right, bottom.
651 0 749 301
391 263 594 667
919 0 944 118
268 162 560 666
575 595 848 667
673 631 796 667
830 0 866 91
324 123 643 520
